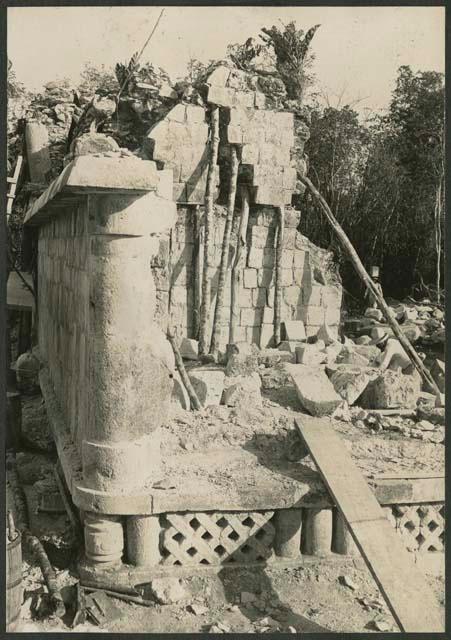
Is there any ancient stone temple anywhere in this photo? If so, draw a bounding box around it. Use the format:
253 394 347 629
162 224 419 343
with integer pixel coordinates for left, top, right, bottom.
24 64 343 578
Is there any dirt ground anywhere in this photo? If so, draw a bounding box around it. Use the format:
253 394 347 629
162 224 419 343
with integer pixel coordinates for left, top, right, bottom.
8 386 445 634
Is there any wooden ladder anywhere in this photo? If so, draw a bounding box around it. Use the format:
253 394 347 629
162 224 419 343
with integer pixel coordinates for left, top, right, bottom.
6 155 24 220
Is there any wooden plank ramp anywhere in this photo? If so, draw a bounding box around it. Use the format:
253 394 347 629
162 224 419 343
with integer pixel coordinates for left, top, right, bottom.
295 416 444 633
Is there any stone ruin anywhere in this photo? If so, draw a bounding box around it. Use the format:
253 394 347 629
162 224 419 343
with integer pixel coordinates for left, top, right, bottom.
143 66 342 347
22 64 344 577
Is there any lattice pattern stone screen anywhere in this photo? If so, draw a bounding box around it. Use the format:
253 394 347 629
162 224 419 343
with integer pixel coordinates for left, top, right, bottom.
384 503 444 552
160 511 275 566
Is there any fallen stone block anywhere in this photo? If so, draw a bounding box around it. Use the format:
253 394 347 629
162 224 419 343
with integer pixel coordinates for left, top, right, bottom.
171 371 191 410
188 367 225 407
329 366 374 405
258 348 295 366
316 323 337 346
286 364 343 417
364 308 384 322
179 338 199 361
225 346 260 377
71 132 120 157
323 341 343 364
222 372 262 407
336 347 370 367
430 359 445 393
404 307 418 322
352 344 380 364
359 369 421 409
356 335 372 345
260 363 293 390
282 320 306 342
295 344 327 366
278 340 305 354
149 578 187 605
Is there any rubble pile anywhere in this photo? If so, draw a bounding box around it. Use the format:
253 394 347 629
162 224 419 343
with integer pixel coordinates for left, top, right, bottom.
170 310 444 447
344 298 445 348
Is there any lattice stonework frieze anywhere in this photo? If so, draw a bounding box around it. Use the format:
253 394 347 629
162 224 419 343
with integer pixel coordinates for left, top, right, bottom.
160 511 275 566
385 503 445 553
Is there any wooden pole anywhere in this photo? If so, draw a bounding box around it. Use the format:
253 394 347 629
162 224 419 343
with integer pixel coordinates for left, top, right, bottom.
273 205 285 345
298 174 442 398
229 187 250 344
7 457 66 617
167 327 203 411
192 205 201 339
210 145 239 356
198 107 220 356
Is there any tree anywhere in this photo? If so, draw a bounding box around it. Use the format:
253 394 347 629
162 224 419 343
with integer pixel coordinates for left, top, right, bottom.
260 22 320 102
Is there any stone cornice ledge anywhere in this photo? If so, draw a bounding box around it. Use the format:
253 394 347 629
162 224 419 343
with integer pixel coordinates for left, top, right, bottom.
24 155 161 226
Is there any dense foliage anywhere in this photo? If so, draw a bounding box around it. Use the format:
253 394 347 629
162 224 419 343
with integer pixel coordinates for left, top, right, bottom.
301 66 445 301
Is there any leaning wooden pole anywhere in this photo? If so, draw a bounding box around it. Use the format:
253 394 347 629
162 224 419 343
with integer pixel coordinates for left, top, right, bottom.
198 107 220 356
229 187 250 344
192 205 202 339
298 174 442 399
210 145 239 356
7 456 66 617
167 327 203 411
273 205 285 345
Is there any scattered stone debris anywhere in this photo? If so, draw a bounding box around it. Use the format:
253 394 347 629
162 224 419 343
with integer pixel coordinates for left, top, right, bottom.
339 575 357 591
149 578 187 605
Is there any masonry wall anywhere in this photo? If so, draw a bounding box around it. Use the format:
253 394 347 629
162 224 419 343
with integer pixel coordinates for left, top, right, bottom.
152 204 342 348
37 201 90 452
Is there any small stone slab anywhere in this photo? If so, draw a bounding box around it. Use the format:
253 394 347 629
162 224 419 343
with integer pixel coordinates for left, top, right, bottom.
282 320 306 342
286 364 342 417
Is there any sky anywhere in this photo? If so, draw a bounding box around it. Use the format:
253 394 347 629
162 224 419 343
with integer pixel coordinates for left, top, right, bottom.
8 6 445 115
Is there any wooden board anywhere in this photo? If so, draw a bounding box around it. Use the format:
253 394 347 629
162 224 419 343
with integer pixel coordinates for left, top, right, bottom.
295 416 444 633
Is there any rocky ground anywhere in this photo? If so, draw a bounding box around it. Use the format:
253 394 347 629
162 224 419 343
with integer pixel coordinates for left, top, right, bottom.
7 382 445 634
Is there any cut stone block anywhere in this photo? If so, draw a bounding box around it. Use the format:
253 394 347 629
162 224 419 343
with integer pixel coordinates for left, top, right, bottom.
364 308 384 322
226 349 260 377
356 335 372 345
260 362 293 390
323 341 343 364
359 369 421 409
278 340 305 354
329 366 374 405
188 367 225 407
258 348 295 366
286 364 343 417
282 320 306 342
295 344 327 366
316 323 336 346
171 371 190 410
222 372 262 407
352 344 380 364
179 338 198 361
243 268 258 289
336 347 370 367
206 65 231 87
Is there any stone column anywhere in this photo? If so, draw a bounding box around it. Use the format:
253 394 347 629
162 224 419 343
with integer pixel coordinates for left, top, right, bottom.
126 515 161 567
82 192 176 498
302 507 333 556
274 509 303 558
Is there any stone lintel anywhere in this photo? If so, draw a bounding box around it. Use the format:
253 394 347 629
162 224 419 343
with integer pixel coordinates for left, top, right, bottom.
24 155 163 226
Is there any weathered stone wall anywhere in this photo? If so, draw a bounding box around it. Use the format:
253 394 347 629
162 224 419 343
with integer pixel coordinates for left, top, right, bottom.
152 203 342 348
28 156 178 503
37 202 90 451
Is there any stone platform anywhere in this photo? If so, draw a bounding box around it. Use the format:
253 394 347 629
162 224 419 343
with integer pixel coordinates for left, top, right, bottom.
41 367 445 587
